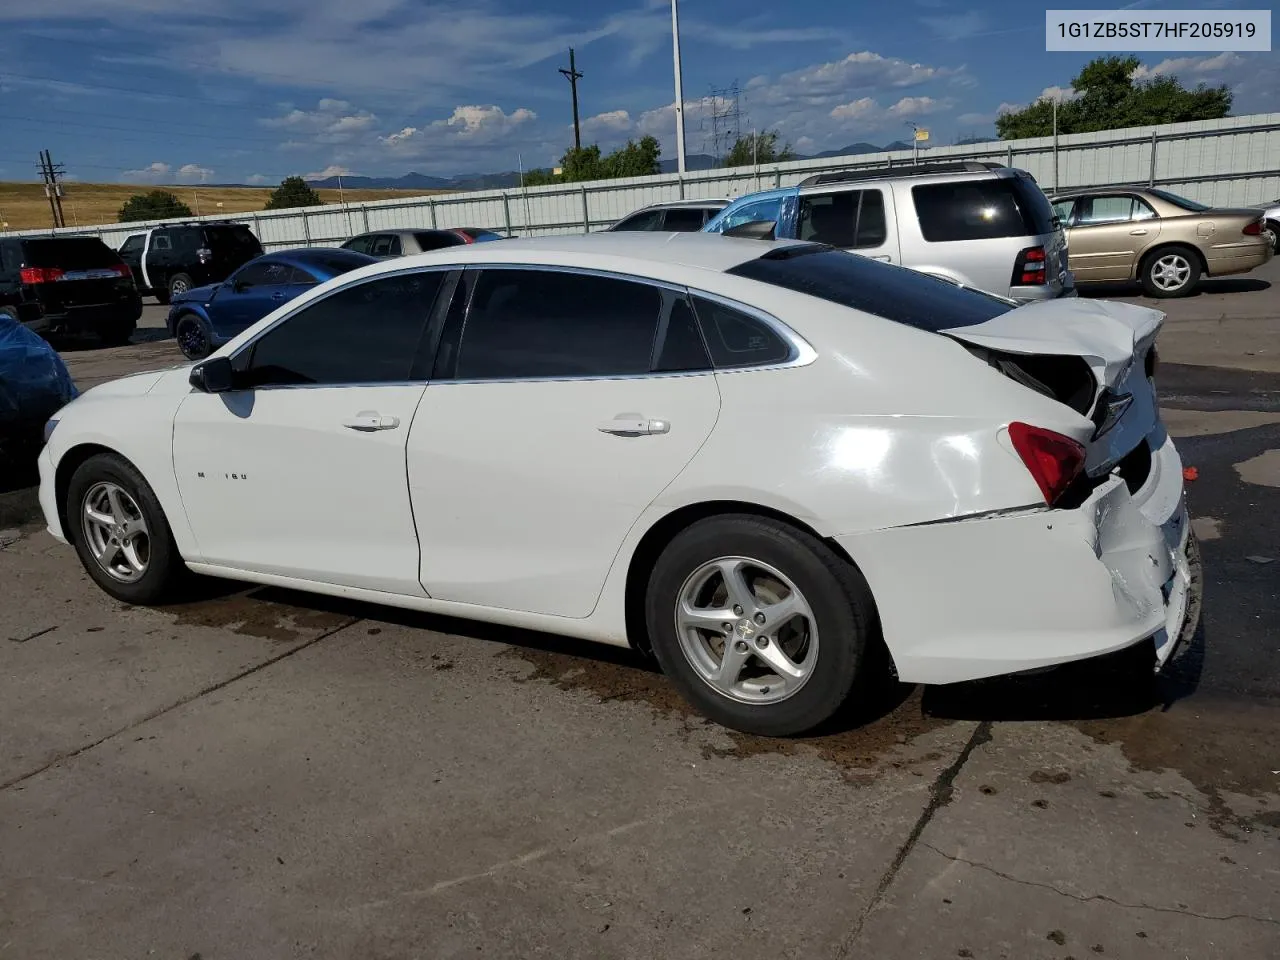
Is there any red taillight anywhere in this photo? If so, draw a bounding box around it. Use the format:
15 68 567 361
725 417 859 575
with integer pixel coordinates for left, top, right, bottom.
20 266 64 284
112 263 131 278
1012 245 1047 286
1243 220 1262 236
1008 422 1086 505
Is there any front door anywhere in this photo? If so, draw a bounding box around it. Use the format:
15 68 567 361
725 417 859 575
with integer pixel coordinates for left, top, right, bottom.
1065 195 1162 281
172 268 447 594
408 267 722 618
797 187 899 263
216 260 300 333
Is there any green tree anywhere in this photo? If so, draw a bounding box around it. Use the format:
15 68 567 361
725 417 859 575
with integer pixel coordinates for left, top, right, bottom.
558 144 604 182
723 131 795 168
118 190 193 223
264 176 323 210
996 55 1231 140
520 168 560 187
602 135 662 178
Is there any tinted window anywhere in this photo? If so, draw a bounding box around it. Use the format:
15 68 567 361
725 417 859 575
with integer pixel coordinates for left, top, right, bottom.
716 197 783 232
798 190 888 249
691 296 791 368
343 236 374 255
661 207 707 232
289 266 318 284
727 247 1014 332
456 269 663 380
207 225 263 258
613 209 665 231
119 235 143 255
20 238 121 269
151 234 172 251
371 235 397 256
913 177 1054 242
415 231 463 251
654 296 711 372
173 229 201 252
245 271 443 386
857 190 888 247
235 261 291 286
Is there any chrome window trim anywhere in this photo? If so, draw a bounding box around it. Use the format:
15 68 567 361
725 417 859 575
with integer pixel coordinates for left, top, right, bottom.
221 260 816 392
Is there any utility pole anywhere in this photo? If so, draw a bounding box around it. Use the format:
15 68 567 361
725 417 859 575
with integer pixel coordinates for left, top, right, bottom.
559 48 584 150
38 150 67 229
671 0 687 174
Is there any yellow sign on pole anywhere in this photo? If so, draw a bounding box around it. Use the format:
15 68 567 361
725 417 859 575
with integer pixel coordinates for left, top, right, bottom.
914 129 930 142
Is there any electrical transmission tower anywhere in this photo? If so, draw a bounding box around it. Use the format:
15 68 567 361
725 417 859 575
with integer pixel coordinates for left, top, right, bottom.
37 150 67 229
700 82 743 165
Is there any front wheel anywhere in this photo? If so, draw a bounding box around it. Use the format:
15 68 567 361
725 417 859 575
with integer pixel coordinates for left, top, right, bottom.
1140 247 1201 298
66 452 188 605
645 514 876 736
174 313 212 360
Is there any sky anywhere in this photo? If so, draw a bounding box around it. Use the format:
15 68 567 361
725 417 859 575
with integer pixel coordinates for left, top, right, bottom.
0 0 1274 184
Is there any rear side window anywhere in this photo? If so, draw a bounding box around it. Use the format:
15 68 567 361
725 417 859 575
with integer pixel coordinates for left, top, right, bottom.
612 209 665 231
798 190 887 249
727 248 1014 332
371 234 400 256
913 176 1055 242
343 236 374 255
691 296 791 368
455 269 664 380
660 207 707 232
207 225 263 258
20 238 121 269
415 231 464 251
245 271 443 386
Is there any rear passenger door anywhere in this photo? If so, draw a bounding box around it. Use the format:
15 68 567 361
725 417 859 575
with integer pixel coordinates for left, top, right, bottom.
797 189 898 262
407 267 722 618
370 234 402 258
1064 195 1160 281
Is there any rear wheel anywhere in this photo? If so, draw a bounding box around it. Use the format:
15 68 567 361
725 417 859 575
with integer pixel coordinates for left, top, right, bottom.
174 313 212 360
168 273 193 301
1140 246 1201 298
1265 220 1280 254
645 514 875 736
66 453 188 605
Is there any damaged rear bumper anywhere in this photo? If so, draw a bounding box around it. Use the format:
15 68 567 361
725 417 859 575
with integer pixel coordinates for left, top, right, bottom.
835 431 1194 685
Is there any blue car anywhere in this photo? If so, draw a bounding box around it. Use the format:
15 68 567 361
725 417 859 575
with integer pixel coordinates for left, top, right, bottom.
167 247 377 360
0 312 77 469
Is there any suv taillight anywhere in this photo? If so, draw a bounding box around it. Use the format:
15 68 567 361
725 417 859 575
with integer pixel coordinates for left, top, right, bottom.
1012 245 1047 286
20 266 64 284
1243 220 1263 236
1008 422 1086 505
197 247 212 264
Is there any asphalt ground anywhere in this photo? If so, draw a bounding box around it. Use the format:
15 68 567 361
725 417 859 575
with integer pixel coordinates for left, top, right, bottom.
1 262 1277 959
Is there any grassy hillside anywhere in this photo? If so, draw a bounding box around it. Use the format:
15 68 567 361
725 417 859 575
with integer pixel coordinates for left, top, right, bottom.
0 181 453 232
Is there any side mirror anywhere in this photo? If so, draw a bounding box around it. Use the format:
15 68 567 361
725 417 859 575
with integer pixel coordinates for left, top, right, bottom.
189 356 235 393
723 220 777 240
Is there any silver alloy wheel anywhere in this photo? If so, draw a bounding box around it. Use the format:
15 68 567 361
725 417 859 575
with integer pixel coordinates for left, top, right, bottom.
171 277 189 295
675 556 819 705
1150 253 1192 291
81 481 150 583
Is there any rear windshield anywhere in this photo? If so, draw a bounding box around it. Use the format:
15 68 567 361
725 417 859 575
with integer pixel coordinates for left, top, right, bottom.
1147 189 1210 213
457 228 502 240
206 225 263 256
20 238 120 269
726 247 1014 332
913 176 1056 242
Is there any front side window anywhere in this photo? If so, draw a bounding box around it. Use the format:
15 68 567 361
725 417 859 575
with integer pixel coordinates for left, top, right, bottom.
715 197 783 232
371 235 400 257
798 190 888 249
454 269 665 380
243 271 443 387
343 236 374 255
119 236 143 255
1076 196 1138 225
613 208 665 231
234 261 291 287
1052 199 1076 224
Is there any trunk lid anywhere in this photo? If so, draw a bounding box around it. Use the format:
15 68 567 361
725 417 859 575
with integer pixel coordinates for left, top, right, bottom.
942 297 1164 477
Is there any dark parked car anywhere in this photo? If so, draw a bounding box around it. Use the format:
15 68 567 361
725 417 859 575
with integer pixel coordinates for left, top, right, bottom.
341 228 505 258
118 222 263 305
0 311 77 469
0 236 142 345
166 247 377 360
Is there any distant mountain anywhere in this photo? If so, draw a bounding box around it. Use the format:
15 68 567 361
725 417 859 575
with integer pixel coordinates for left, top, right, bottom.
955 136 999 146
657 154 719 174
306 172 454 190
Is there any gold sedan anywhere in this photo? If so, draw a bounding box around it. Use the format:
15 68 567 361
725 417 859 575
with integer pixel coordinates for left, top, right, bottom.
1049 187 1273 298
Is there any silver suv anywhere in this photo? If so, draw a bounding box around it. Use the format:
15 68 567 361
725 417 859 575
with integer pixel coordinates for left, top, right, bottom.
704 162 1073 302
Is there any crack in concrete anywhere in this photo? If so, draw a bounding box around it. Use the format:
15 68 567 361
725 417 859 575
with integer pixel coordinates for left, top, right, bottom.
833 719 993 958
920 842 1280 928
0 616 362 794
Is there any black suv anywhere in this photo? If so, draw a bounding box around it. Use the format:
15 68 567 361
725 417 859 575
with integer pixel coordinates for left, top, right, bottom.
118 222 263 304
0 236 142 345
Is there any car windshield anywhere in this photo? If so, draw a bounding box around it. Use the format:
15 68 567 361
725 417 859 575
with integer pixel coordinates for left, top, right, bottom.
21 238 119 268
1148 189 1211 212
726 246 1015 332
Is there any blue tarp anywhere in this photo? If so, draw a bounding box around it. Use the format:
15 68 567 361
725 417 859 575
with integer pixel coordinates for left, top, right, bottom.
0 314 78 425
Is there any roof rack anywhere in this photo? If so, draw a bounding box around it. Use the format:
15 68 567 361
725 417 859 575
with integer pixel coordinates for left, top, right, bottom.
798 161 1006 187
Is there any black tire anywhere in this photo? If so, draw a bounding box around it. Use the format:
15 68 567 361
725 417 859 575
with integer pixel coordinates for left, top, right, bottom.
66 452 188 605
174 312 212 361
99 317 135 347
1266 220 1280 254
644 514 875 736
1139 245 1201 298
168 273 193 301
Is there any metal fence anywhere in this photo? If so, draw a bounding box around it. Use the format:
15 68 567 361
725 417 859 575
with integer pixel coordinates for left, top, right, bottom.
7 112 1280 251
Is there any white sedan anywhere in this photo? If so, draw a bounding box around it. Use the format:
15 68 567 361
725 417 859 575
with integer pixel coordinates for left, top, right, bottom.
36 233 1197 736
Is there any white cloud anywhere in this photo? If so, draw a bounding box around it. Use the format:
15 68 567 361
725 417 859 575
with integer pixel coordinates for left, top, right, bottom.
177 163 214 183
1126 51 1277 115
122 161 171 181
245 173 270 185
581 109 633 135
261 98 379 143
376 104 539 160
120 160 214 184
1131 52 1243 80
829 95 952 129
1038 85 1079 102
304 165 356 179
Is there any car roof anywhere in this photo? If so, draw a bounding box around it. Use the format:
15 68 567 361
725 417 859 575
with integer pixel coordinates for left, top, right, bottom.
350 228 491 238
1049 186 1158 199
359 231 795 275
268 247 377 265
638 199 731 210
